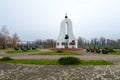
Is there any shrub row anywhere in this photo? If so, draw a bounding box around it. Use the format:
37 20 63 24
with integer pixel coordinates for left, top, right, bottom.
14 46 37 51
86 47 116 54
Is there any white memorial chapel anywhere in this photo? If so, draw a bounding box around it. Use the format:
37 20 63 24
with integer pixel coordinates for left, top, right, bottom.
56 14 77 48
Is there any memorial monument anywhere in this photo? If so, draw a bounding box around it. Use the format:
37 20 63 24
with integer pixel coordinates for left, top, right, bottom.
56 14 77 48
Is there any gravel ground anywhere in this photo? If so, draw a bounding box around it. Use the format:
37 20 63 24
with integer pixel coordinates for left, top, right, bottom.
0 64 120 80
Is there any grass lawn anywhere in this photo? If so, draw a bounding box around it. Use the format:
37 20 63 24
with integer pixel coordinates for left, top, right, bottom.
109 51 120 55
6 49 80 55
0 59 58 65
81 60 113 65
6 49 39 54
0 59 113 65
32 51 80 55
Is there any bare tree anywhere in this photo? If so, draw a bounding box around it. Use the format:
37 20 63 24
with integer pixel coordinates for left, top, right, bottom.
117 39 120 48
11 33 19 48
78 37 85 47
100 37 106 46
0 25 9 49
35 39 56 48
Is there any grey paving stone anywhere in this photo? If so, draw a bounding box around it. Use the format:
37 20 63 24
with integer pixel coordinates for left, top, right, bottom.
0 64 120 80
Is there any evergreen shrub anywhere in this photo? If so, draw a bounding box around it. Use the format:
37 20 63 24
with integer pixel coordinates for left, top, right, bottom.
58 56 80 65
56 50 63 53
0 56 13 61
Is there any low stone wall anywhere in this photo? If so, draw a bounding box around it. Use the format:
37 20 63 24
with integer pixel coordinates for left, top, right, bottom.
0 64 120 80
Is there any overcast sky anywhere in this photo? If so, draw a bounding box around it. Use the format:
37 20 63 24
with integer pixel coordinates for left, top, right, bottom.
0 0 120 41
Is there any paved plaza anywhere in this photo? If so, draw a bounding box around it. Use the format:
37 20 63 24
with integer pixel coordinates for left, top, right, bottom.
0 64 120 80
